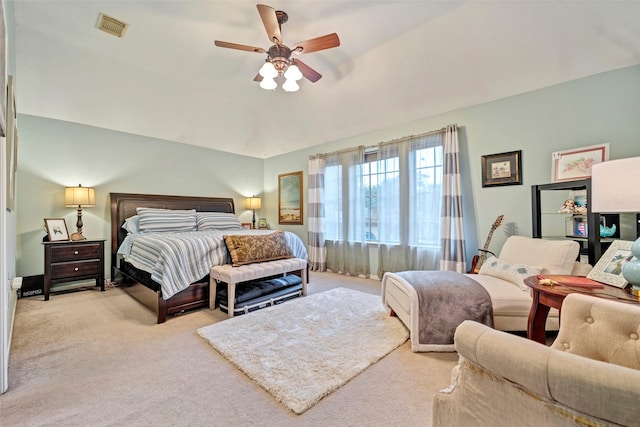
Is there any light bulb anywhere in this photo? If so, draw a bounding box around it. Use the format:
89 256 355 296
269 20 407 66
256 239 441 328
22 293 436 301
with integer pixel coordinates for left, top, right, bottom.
259 62 277 79
259 77 277 90
284 64 303 81
282 78 299 92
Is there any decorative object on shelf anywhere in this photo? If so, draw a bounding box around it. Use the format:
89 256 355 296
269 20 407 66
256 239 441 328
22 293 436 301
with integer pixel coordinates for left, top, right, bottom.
258 217 269 229
245 195 262 230
241 222 252 230
64 184 96 241
586 240 635 288
279 171 303 224
44 218 70 242
551 143 609 182
600 223 616 237
481 150 522 187
559 199 576 214
591 156 640 296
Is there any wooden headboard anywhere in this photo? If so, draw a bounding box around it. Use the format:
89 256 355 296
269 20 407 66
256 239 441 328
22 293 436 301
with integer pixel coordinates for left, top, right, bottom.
109 192 235 275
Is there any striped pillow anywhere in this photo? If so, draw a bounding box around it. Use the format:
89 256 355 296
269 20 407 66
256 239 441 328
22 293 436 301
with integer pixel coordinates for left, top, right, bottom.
136 208 197 233
196 212 242 231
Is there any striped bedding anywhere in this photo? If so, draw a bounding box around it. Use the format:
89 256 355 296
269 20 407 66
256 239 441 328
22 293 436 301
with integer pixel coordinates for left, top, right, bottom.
118 229 307 300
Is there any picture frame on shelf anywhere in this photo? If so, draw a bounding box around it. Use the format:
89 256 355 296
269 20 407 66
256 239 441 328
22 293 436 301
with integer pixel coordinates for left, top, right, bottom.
257 218 268 229
551 143 609 182
44 218 70 242
587 240 636 288
278 171 303 224
481 150 522 187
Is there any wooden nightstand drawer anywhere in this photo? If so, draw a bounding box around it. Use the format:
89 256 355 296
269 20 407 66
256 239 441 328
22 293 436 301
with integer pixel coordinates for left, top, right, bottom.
50 260 101 279
50 244 102 262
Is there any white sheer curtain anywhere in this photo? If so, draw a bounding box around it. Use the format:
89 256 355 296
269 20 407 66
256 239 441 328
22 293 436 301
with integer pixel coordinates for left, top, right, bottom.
323 146 370 277
376 133 443 276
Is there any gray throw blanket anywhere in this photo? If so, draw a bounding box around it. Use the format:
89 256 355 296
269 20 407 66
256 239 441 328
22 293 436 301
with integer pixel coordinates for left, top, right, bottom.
393 271 493 352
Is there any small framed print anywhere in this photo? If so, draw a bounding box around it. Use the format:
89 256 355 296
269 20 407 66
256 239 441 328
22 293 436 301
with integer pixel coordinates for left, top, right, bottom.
258 218 268 229
241 223 252 230
587 240 636 288
44 218 70 242
551 143 609 182
481 150 522 187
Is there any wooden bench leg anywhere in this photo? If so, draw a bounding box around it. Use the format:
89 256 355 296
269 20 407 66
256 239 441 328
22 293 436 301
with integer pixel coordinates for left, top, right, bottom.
301 268 308 296
227 281 236 318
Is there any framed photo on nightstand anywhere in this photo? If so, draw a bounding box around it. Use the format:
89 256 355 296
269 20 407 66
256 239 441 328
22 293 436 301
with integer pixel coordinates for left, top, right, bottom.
44 218 70 242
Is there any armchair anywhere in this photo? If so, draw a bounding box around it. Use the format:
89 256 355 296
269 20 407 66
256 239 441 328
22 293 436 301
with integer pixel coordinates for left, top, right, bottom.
432 293 640 427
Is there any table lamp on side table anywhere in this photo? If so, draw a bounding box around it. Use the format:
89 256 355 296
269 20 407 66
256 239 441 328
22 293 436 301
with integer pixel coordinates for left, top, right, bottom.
591 157 640 297
246 196 262 229
65 184 96 241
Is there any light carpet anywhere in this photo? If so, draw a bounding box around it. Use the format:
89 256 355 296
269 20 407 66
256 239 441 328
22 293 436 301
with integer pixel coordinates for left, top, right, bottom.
197 287 410 414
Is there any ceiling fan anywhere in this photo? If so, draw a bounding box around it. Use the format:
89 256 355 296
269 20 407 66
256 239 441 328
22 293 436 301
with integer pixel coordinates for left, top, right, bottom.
214 4 340 92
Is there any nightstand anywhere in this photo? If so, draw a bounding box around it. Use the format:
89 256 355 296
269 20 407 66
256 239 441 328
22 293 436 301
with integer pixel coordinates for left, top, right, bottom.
42 239 105 301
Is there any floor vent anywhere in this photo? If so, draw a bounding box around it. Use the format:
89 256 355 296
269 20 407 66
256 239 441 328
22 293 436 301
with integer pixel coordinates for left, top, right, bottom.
96 13 128 38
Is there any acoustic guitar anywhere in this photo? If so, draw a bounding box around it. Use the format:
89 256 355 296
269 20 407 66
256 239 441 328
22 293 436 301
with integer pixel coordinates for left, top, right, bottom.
469 214 504 274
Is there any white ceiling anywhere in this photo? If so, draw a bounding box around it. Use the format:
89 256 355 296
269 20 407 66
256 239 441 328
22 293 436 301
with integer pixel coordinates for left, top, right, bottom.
13 1 640 159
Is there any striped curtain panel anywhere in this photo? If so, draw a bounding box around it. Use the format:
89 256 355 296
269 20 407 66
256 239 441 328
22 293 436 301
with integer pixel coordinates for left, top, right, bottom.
307 154 327 271
439 124 467 272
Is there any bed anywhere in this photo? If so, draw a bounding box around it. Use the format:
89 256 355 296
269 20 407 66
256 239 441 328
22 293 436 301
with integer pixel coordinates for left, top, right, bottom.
110 192 307 323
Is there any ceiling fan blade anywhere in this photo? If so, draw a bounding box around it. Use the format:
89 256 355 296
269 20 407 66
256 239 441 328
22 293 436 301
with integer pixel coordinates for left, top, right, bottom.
257 4 282 45
292 33 340 54
214 40 265 54
294 59 322 83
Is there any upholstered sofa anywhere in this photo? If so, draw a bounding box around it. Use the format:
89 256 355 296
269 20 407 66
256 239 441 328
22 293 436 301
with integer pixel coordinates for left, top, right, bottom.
382 236 591 340
432 293 640 426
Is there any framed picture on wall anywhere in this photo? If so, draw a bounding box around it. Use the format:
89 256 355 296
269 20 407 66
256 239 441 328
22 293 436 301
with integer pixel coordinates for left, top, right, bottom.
278 171 303 225
551 143 609 182
44 218 70 242
481 150 522 187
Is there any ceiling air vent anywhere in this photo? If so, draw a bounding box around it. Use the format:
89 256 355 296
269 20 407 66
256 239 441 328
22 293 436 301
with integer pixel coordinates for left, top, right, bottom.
96 13 128 38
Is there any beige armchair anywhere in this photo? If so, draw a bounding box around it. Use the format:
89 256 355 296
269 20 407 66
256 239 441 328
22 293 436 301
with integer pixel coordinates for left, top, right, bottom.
432 293 640 427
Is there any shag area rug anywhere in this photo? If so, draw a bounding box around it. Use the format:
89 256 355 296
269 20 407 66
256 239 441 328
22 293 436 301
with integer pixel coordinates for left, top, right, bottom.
197 287 409 414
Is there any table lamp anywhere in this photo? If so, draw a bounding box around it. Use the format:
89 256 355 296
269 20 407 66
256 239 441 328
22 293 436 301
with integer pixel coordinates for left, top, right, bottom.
591 157 640 296
65 184 96 241
246 196 262 229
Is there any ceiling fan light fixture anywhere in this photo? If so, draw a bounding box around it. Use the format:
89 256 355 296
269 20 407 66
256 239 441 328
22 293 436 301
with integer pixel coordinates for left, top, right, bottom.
259 76 277 90
282 78 299 92
284 64 302 81
259 61 278 79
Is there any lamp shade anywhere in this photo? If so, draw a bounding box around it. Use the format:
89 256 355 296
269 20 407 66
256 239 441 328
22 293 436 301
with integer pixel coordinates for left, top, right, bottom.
591 157 640 213
246 197 262 210
65 185 96 207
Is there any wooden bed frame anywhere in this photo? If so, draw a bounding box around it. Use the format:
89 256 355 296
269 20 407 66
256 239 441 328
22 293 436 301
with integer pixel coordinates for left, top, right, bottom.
110 192 236 323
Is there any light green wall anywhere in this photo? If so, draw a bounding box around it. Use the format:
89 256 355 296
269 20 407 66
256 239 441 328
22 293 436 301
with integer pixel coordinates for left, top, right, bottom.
264 64 640 271
16 64 640 279
16 116 264 277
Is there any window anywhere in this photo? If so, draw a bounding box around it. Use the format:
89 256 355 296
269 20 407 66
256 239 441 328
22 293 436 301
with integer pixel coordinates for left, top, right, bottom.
325 135 444 247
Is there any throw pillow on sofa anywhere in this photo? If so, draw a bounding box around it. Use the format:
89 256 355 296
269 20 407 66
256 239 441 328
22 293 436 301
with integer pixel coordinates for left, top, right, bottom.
479 256 542 291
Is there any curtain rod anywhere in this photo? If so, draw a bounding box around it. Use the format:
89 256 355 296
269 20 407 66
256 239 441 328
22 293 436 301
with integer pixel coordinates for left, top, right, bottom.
376 126 451 147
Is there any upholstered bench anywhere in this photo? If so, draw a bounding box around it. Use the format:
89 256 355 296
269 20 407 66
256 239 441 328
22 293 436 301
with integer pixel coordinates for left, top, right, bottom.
210 258 308 317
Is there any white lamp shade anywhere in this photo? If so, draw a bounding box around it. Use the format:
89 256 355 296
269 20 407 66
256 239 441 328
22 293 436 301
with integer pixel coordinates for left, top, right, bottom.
259 77 277 90
259 62 278 79
246 197 262 210
591 157 640 213
65 185 96 207
284 64 303 81
282 78 299 92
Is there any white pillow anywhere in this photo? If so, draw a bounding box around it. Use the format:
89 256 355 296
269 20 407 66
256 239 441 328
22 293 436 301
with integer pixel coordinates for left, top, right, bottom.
478 256 542 291
122 215 141 234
